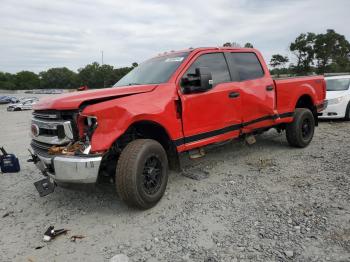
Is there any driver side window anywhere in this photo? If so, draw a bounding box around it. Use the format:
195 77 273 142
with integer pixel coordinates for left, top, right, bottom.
184 53 231 87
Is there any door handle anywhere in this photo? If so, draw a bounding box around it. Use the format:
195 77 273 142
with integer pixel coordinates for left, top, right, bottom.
228 92 240 98
266 85 274 91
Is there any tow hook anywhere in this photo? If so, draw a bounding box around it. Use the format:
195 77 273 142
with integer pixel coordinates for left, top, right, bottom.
28 149 48 176
27 149 40 164
28 149 56 197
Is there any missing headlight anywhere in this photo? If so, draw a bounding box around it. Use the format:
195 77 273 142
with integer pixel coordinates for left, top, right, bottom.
78 115 98 142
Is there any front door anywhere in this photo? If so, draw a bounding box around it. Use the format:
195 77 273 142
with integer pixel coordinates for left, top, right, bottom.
178 52 242 150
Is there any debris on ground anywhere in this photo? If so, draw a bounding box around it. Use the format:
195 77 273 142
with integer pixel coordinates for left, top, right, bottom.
2 211 14 218
246 157 276 172
284 250 294 258
43 226 69 242
245 134 256 145
110 254 129 262
182 168 210 180
70 235 85 242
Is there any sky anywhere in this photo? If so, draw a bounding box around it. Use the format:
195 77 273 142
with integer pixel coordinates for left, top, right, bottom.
0 0 349 73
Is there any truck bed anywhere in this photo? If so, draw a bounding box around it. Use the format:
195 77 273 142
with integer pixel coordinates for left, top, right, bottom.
274 76 326 113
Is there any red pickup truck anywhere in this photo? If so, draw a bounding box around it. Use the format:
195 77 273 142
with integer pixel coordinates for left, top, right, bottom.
30 47 326 209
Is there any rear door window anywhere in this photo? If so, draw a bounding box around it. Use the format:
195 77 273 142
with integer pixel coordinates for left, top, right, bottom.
229 53 264 81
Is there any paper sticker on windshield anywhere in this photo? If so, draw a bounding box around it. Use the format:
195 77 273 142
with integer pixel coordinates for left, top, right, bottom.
165 57 184 62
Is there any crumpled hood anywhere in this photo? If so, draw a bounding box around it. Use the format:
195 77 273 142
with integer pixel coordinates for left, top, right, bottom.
33 84 158 110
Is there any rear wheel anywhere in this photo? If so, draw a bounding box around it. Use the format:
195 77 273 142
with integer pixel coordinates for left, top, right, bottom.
14 108 21 111
115 139 168 209
286 108 315 148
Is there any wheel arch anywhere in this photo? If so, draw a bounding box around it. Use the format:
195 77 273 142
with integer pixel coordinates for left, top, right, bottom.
294 94 318 126
114 120 180 171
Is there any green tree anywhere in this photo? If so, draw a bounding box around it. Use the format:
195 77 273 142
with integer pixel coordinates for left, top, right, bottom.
78 62 134 89
14 71 40 90
78 62 103 89
0 72 16 90
222 42 241 47
289 32 316 75
112 67 133 84
314 29 350 73
39 67 78 89
270 54 289 77
100 64 117 88
244 42 254 48
270 54 289 69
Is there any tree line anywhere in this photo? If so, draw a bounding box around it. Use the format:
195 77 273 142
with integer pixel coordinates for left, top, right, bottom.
1 29 349 90
0 62 137 90
225 29 350 76
269 29 350 76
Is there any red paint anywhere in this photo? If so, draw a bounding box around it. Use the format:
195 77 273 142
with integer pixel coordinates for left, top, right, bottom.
34 48 326 153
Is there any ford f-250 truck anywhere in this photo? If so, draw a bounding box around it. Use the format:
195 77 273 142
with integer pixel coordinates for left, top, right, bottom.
30 47 326 209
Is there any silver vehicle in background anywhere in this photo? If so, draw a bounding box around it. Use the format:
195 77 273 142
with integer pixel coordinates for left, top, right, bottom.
7 97 39 111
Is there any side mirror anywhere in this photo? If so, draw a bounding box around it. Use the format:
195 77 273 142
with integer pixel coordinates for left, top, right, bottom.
181 67 213 94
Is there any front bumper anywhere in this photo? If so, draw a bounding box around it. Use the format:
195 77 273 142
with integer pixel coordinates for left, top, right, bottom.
35 153 102 184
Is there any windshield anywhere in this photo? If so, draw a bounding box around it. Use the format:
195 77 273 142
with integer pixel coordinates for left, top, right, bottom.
114 52 189 87
326 78 350 91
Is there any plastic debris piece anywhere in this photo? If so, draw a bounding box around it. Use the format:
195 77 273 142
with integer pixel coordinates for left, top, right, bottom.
43 226 69 242
70 235 85 242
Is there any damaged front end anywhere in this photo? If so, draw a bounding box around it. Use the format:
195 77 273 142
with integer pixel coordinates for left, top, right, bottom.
29 110 103 190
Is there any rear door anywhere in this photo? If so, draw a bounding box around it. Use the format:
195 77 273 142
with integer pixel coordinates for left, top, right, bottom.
226 52 276 132
178 52 242 149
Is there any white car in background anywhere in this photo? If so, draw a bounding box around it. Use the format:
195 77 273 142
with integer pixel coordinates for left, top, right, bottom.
319 75 350 120
7 98 39 111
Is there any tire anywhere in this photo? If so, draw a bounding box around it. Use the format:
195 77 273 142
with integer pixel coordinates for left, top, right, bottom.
14 108 21 111
115 139 168 209
344 102 350 121
286 108 315 148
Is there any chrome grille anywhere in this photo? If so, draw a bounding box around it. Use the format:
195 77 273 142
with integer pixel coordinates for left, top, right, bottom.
31 110 78 150
30 140 52 158
33 111 59 120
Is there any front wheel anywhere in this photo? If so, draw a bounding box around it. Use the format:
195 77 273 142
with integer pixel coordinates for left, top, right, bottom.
286 108 315 148
115 139 168 209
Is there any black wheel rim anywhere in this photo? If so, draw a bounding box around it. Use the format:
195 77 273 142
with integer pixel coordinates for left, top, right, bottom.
301 118 312 139
142 155 162 195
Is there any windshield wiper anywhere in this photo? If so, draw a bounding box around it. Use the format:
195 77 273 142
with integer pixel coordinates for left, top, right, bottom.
127 83 141 86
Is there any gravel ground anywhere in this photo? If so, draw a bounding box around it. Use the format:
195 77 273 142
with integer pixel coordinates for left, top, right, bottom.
0 94 349 262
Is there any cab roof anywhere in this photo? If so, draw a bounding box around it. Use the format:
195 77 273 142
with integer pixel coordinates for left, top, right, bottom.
155 47 257 57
